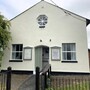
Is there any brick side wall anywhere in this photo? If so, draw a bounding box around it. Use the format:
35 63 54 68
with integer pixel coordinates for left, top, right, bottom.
88 49 90 68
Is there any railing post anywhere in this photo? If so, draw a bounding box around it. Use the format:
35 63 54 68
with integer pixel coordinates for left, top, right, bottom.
48 69 50 78
48 65 51 78
44 73 48 89
6 67 12 90
50 66 51 73
36 67 40 90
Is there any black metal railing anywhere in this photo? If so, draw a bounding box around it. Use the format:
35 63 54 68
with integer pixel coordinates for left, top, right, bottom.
0 67 12 90
35 64 51 90
1 66 90 90
0 72 7 90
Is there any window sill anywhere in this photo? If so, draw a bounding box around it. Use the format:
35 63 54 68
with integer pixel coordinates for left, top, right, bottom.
51 59 60 61
9 60 23 62
61 60 78 63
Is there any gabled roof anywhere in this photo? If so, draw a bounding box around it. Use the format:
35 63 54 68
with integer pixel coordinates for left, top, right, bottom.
10 0 90 26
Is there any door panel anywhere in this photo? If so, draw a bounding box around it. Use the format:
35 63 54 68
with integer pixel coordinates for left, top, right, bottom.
35 47 42 70
42 47 49 68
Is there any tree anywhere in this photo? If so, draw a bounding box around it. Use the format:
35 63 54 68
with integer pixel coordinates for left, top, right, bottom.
0 14 11 61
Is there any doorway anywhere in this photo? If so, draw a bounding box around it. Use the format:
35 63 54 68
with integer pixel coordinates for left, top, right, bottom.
35 46 49 70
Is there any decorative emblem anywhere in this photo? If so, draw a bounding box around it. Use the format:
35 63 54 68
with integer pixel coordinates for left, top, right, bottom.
37 15 48 28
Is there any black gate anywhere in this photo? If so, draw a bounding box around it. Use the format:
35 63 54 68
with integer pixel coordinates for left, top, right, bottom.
0 71 7 90
0 67 12 90
36 64 51 90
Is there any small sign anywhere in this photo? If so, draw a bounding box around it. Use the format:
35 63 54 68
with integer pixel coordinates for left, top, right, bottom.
24 48 32 60
52 48 60 60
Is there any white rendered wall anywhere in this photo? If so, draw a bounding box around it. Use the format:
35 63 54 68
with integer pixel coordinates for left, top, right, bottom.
1 1 89 73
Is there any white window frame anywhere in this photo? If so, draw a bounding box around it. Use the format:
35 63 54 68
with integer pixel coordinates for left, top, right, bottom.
62 43 76 61
23 47 32 60
51 47 61 61
11 44 23 60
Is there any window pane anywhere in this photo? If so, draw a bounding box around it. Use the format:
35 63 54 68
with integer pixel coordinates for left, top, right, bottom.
12 45 16 51
38 22 42 25
71 44 76 51
15 52 22 59
63 52 67 60
20 44 23 51
67 52 71 60
71 52 76 60
12 52 16 59
62 44 67 51
16 52 20 59
67 44 71 51
16 45 19 51
19 52 22 59
43 22 45 25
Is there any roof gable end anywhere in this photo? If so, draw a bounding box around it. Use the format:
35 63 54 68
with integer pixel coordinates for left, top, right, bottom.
10 0 90 26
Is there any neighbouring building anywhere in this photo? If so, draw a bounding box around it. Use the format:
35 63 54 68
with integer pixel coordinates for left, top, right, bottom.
88 49 90 68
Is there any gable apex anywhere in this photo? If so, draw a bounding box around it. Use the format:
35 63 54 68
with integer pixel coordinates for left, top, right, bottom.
10 0 90 26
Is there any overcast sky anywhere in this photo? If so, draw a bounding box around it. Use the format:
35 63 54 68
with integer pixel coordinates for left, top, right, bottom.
0 0 90 48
